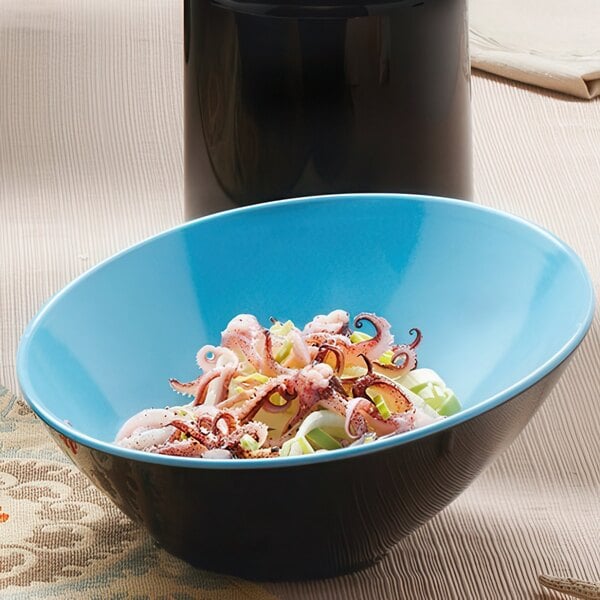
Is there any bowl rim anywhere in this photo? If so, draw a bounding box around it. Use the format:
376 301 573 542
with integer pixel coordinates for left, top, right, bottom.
16 193 596 470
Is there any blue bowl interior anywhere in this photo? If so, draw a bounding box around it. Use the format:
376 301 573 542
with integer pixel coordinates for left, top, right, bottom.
17 195 594 466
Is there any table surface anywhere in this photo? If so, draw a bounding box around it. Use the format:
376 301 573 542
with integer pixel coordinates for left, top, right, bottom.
1 1 599 598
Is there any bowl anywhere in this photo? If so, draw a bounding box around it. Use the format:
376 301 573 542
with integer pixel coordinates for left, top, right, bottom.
17 194 595 580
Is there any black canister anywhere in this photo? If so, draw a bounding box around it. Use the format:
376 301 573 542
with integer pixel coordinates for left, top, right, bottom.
184 0 472 219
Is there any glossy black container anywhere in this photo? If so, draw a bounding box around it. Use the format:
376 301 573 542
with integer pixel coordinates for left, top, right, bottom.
184 0 472 218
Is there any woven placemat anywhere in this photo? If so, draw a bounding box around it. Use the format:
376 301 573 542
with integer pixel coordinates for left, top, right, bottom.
0 387 276 600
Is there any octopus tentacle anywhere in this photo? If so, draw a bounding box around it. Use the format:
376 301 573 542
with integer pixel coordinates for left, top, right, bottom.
303 313 395 368
169 369 223 404
374 328 421 375
212 411 239 436
196 345 239 372
302 310 350 336
317 389 349 417
345 397 372 438
204 364 239 406
170 419 213 445
345 397 415 438
329 375 349 398
352 371 413 414
261 329 292 376
192 370 228 406
156 438 208 457
221 314 265 371
373 348 415 377
276 364 337 437
225 420 269 448
303 332 349 349
285 330 313 368
231 376 295 423
231 446 280 459
168 375 203 398
255 383 297 416
408 328 422 350
313 344 346 375
351 313 395 361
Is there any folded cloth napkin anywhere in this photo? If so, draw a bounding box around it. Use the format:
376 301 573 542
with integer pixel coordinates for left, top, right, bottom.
0 387 275 600
469 0 600 99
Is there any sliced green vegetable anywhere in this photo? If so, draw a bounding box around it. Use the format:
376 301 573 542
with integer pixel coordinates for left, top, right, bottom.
280 435 315 456
279 439 294 457
393 369 461 417
306 428 342 451
348 330 393 363
268 392 287 407
274 339 293 363
396 368 445 390
240 434 260 452
414 381 461 416
234 373 270 385
349 331 372 344
436 391 461 417
296 410 347 438
342 365 369 378
291 436 315 456
372 393 391 419
270 319 295 336
377 350 394 364
395 382 440 419
417 382 445 411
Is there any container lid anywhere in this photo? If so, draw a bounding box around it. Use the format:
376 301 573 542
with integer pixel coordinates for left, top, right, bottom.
211 0 423 18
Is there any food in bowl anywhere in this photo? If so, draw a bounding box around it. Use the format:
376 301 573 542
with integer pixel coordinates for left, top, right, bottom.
115 310 460 459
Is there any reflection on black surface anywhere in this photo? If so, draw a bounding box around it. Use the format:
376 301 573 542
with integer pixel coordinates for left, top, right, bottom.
67 361 568 580
184 0 472 218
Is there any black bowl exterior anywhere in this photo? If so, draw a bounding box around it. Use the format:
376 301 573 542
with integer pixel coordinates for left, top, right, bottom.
45 360 567 581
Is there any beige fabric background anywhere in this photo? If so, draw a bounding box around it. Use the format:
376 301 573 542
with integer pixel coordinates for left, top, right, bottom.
1 1 599 598
470 0 600 99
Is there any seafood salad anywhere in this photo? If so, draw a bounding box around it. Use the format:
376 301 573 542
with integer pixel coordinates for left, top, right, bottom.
115 310 460 459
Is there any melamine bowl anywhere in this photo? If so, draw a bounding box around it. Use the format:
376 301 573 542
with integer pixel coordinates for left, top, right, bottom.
17 194 595 580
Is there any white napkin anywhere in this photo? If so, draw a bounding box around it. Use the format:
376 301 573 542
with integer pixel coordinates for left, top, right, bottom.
469 0 600 99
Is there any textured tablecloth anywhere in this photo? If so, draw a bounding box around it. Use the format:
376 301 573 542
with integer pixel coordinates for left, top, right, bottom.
1 1 599 599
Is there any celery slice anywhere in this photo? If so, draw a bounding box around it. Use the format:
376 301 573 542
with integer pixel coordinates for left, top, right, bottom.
437 391 461 416
418 382 445 411
240 434 260 452
290 436 315 456
349 331 372 344
394 368 462 416
306 428 342 451
281 435 316 456
234 373 270 385
275 339 293 363
372 393 391 419
377 350 394 364
268 392 287 407
279 439 294 457
397 368 445 390
270 320 295 336
412 379 461 417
